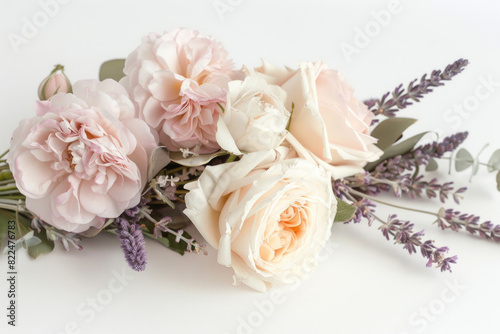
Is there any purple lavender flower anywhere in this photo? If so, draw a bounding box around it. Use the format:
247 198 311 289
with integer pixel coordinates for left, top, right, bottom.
367 59 469 117
116 217 147 271
438 208 500 241
378 215 456 272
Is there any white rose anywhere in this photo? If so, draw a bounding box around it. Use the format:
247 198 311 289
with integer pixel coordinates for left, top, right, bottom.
216 76 290 155
184 150 336 292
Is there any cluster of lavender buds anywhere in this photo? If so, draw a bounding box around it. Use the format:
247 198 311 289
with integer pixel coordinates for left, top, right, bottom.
366 59 469 117
437 208 500 241
116 198 148 271
417 131 469 159
379 215 457 272
350 132 469 202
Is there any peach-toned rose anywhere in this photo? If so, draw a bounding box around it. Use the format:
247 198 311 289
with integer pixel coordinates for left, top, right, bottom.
253 61 383 179
120 28 240 154
184 150 336 292
8 79 157 233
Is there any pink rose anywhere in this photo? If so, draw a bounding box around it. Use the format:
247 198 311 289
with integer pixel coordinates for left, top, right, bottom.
253 61 383 179
120 28 240 154
8 79 157 233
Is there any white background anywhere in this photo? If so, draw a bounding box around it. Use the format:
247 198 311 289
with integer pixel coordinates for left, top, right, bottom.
1 0 500 333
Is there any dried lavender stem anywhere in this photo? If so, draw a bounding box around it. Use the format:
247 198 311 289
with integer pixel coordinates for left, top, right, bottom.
139 208 202 251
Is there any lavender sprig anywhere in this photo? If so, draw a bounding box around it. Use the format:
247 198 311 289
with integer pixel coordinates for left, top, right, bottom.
116 217 147 272
437 208 500 241
367 59 469 117
378 214 456 272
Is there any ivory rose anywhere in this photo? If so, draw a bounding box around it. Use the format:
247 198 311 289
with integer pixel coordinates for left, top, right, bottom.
253 61 383 179
8 79 157 233
184 150 336 292
216 76 290 155
120 28 240 154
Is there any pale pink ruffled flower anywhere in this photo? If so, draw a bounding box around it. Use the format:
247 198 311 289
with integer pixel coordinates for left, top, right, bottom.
8 80 157 233
120 28 240 154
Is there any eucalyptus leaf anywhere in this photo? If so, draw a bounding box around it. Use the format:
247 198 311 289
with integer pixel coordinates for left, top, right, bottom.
371 118 418 150
99 59 126 82
487 149 500 172
497 171 500 191
455 148 473 172
470 144 489 182
27 229 55 259
365 132 429 172
147 146 171 182
170 150 228 167
334 199 357 223
425 158 439 172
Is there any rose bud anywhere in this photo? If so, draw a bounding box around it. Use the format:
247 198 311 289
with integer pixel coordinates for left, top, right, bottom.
38 64 72 100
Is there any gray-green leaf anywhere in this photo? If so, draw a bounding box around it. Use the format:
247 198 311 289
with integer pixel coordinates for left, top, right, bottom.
99 59 126 82
487 149 500 172
371 117 418 150
496 171 500 191
147 147 171 182
334 199 357 223
170 150 228 167
425 158 439 172
455 148 473 172
27 229 55 259
365 132 429 172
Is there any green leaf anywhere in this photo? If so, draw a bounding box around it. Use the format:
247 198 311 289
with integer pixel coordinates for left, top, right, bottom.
365 132 429 171
143 231 171 248
455 148 473 172
334 199 357 223
371 118 418 150
496 171 500 191
27 229 55 259
147 146 171 182
487 149 500 172
99 59 126 82
170 150 228 167
426 158 439 172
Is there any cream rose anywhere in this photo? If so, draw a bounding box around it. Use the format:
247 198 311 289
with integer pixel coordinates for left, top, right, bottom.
8 79 157 233
216 76 290 155
184 150 336 292
253 61 383 179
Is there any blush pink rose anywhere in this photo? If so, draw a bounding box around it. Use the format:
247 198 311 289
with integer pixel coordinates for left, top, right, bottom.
120 28 240 154
8 79 157 233
253 61 383 179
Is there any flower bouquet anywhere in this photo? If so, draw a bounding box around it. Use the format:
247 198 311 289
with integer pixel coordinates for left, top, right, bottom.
2 28 499 292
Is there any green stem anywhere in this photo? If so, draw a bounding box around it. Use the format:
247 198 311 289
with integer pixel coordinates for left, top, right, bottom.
0 150 8 159
440 157 492 168
348 188 439 218
0 185 18 192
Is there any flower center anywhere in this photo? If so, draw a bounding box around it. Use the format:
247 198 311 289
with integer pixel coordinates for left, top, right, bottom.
259 201 308 262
